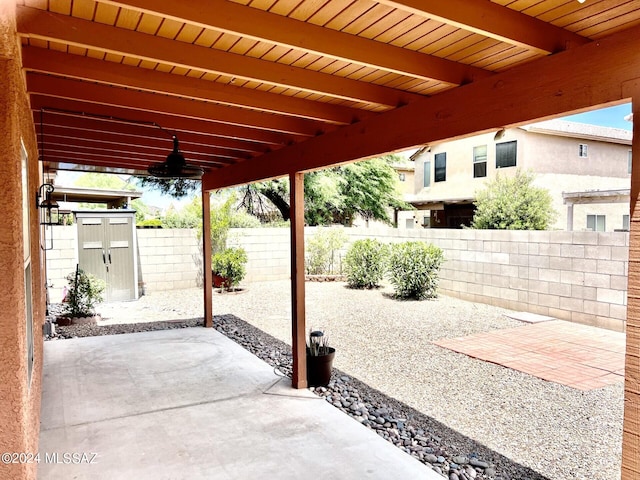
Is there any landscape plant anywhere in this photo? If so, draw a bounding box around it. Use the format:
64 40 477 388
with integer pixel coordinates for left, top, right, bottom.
61 268 105 318
344 239 388 289
305 227 348 275
136 219 163 228
387 241 444 300
471 169 556 230
211 246 248 290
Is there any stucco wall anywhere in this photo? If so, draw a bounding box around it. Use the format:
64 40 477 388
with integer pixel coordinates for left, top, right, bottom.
0 4 45 479
524 130 631 177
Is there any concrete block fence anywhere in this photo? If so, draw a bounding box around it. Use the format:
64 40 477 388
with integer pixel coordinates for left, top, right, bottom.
235 227 629 331
46 226 629 331
351 228 629 332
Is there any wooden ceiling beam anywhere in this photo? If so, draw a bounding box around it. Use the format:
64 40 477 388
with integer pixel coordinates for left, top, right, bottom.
22 47 367 125
45 163 149 176
203 22 640 190
16 6 420 107
26 73 323 137
33 110 259 155
36 124 247 161
43 148 160 167
377 0 589 54
29 95 292 147
43 142 163 163
100 0 490 84
45 147 229 171
38 132 239 165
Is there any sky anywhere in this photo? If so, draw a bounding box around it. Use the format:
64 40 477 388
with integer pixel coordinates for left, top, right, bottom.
56 103 634 210
561 103 632 130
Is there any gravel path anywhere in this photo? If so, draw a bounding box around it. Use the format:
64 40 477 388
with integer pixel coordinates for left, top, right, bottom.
49 281 624 480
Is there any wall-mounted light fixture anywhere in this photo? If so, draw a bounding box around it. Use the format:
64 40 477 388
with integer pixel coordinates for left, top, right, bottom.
36 183 60 226
36 183 60 251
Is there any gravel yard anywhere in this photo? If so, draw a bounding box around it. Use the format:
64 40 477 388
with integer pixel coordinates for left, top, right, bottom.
51 280 624 480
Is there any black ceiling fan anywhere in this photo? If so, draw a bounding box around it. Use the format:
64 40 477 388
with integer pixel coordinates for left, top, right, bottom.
147 135 204 179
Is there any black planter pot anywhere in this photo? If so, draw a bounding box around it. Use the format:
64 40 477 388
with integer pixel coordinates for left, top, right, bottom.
306 347 336 387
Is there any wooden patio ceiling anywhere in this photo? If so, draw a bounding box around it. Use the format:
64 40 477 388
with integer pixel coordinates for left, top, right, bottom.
17 0 640 189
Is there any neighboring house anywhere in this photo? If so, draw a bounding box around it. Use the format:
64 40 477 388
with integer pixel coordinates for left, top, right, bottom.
392 161 415 196
398 120 632 231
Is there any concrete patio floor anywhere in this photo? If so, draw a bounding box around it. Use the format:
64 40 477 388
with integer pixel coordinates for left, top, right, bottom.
39 327 440 479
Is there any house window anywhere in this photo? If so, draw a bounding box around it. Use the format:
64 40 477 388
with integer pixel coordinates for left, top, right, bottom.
398 173 406 182
473 145 487 178
579 144 588 158
629 150 633 174
623 214 630 231
586 214 606 232
423 161 431 187
496 141 517 168
423 215 429 227
434 152 446 182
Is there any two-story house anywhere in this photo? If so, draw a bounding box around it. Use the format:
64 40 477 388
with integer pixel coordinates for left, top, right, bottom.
400 120 632 231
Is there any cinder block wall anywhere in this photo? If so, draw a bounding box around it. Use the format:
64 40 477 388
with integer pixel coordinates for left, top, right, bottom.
46 226 80 302
344 227 629 331
136 228 201 294
46 227 202 299
46 226 629 330
229 227 290 282
236 226 629 331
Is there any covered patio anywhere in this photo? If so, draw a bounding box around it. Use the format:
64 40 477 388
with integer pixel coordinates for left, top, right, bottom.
2 1 640 479
39 327 438 479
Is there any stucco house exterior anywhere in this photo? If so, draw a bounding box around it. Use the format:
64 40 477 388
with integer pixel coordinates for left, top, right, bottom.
399 120 632 231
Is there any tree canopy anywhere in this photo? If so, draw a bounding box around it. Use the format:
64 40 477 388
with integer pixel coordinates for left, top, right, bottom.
470 169 556 230
136 154 411 226
135 177 200 198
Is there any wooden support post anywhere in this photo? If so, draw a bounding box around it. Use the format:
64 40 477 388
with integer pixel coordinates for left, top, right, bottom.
202 187 213 328
290 171 307 389
622 95 640 479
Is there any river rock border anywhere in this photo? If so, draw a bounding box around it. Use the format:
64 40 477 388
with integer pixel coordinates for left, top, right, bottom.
214 314 546 480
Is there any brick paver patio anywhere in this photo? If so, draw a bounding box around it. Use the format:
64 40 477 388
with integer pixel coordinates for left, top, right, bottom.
434 320 625 390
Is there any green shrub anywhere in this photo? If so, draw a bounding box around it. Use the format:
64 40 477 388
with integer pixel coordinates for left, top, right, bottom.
471 169 556 230
212 247 248 289
344 239 388 289
137 218 163 228
230 210 262 228
305 227 347 275
61 268 105 317
388 242 444 300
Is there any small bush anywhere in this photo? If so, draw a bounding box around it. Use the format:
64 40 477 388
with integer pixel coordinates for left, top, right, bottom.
388 242 444 300
305 227 348 275
344 239 388 289
230 210 262 228
212 247 248 289
61 268 105 317
137 218 163 228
